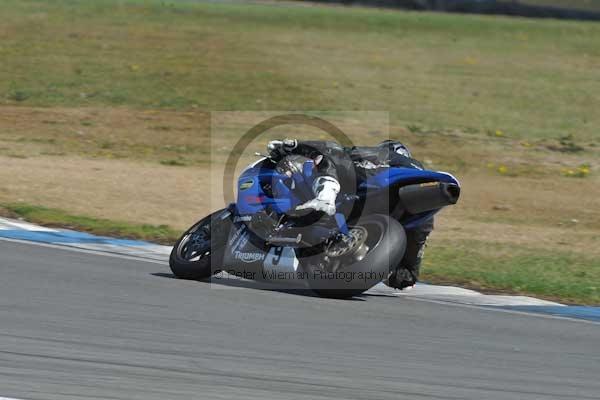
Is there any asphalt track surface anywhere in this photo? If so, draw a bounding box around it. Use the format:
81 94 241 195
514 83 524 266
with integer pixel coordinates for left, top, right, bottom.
1 240 599 400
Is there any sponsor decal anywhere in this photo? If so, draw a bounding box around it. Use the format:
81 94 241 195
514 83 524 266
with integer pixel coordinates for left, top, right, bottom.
236 233 249 250
244 195 266 204
239 179 254 191
234 215 252 223
228 225 246 246
354 160 386 170
234 251 265 263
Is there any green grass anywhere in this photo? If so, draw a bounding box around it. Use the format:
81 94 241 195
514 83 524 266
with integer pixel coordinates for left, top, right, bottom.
423 240 600 305
1 203 180 245
1 0 600 138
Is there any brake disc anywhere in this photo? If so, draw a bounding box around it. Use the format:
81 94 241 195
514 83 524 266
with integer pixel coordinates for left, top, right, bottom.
325 226 369 262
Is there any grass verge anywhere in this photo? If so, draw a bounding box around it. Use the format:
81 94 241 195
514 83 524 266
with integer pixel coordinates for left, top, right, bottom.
423 240 600 305
0 203 180 245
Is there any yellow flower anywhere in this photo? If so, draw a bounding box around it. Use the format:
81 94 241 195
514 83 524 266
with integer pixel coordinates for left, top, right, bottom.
579 166 590 175
498 165 508 175
495 130 504 137
563 164 592 178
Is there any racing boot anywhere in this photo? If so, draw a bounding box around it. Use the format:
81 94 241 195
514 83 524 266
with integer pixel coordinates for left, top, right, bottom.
386 268 418 290
295 176 340 216
386 217 434 290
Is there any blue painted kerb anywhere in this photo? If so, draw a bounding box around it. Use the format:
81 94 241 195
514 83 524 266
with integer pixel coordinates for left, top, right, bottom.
0 229 151 247
497 306 600 323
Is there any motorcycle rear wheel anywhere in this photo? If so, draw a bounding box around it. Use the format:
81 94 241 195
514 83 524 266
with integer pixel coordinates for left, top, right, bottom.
169 209 231 280
301 214 406 299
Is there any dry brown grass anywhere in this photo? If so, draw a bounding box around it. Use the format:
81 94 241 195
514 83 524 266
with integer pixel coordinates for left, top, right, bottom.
0 106 209 163
0 155 217 230
2 154 598 258
434 174 600 256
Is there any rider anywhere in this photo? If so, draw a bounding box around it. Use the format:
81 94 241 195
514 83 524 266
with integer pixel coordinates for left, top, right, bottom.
267 139 433 290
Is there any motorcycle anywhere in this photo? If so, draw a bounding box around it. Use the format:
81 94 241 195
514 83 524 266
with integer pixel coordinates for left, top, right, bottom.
169 151 460 298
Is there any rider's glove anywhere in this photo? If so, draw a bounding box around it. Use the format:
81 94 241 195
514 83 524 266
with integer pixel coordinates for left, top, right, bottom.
267 139 297 158
295 176 340 216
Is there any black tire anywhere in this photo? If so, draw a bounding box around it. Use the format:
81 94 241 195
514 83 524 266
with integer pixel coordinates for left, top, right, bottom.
301 214 406 299
169 209 232 280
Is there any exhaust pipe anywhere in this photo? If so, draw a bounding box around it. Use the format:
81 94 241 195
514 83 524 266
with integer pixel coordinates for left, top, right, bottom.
398 182 460 214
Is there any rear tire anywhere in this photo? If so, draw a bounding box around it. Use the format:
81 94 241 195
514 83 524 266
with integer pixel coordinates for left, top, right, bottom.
301 214 406 299
169 209 232 280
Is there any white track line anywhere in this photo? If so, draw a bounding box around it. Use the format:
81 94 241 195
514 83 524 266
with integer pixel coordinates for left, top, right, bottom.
0 217 57 232
0 236 166 265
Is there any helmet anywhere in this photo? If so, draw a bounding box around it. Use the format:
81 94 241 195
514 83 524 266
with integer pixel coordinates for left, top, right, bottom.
378 140 411 158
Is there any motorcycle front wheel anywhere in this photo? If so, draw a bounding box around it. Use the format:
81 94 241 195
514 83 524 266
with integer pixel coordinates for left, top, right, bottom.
169 209 232 280
300 214 406 299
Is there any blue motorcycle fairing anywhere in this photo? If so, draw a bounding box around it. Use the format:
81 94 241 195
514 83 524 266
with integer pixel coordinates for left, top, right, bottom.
360 167 459 192
236 160 318 216
235 160 459 231
360 167 459 229
236 167 295 215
